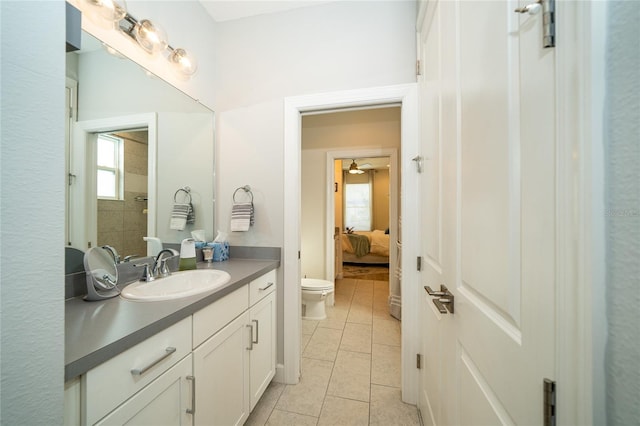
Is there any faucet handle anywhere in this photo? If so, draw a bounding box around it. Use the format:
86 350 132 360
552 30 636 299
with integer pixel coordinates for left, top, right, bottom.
158 258 172 278
133 263 155 282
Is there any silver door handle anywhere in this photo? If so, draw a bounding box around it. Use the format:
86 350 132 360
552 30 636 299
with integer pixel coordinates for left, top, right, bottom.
246 324 254 350
130 347 176 375
252 319 259 344
186 375 196 415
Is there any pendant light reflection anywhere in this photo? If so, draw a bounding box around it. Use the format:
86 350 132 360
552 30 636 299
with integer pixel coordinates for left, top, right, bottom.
134 19 168 55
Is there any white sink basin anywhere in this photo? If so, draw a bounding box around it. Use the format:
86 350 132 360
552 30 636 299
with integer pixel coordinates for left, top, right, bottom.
121 269 231 302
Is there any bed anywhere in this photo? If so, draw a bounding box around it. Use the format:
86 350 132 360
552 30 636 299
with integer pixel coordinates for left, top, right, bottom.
340 230 390 264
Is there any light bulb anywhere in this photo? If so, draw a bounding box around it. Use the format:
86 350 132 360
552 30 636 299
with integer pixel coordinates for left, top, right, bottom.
134 19 168 55
82 0 127 24
168 48 199 77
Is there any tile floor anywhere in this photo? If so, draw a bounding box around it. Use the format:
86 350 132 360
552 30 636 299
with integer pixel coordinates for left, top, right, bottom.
245 278 421 426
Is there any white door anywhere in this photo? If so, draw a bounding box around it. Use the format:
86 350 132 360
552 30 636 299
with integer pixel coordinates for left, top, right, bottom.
417 1 556 424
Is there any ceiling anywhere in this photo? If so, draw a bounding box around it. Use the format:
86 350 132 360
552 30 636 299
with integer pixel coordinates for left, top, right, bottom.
198 0 337 22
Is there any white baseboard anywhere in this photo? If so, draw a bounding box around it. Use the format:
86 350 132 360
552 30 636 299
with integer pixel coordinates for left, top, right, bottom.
273 363 286 384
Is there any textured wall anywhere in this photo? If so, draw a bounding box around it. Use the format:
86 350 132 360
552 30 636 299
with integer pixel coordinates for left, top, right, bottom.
0 2 65 424
604 2 640 424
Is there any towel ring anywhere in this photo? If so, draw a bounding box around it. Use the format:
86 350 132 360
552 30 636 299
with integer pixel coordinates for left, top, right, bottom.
174 187 192 204
233 185 253 203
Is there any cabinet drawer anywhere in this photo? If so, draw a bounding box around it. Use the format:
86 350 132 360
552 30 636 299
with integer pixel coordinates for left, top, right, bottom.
249 270 276 306
193 285 248 348
84 317 192 425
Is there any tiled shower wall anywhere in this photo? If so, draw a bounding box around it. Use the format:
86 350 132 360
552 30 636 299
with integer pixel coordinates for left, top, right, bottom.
97 131 148 258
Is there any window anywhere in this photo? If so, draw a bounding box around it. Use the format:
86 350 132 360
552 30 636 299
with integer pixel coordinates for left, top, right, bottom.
344 181 372 231
96 134 124 200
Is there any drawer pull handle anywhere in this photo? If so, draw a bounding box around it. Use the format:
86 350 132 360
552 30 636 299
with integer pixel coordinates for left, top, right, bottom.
130 347 176 376
252 319 259 344
259 282 274 291
186 375 196 415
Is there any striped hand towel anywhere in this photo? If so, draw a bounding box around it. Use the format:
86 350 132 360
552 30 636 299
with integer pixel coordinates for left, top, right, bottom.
186 202 195 224
231 202 253 232
170 203 190 231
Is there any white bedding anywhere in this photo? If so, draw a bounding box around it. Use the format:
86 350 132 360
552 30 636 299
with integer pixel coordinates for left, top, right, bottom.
341 230 390 257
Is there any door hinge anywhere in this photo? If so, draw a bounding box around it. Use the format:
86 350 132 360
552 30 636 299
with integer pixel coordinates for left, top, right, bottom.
416 353 422 369
417 256 422 271
543 378 556 426
542 0 555 48
416 60 421 76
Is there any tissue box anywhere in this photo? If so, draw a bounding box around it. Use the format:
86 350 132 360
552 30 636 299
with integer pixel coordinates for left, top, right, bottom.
211 242 229 262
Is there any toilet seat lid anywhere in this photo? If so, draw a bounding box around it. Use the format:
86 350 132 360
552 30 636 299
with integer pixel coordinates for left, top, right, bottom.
301 279 334 291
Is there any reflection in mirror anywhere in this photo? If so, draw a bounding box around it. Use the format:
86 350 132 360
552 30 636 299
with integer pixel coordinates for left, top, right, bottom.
65 31 215 258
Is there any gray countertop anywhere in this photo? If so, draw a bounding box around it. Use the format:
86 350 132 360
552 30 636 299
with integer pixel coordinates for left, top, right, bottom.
65 258 279 381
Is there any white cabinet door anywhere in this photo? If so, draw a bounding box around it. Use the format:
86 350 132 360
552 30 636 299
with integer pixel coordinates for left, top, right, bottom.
193 311 250 426
249 291 276 410
96 355 193 426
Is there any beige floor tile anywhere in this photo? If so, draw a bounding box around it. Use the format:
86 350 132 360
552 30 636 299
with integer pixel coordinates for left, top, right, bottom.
302 319 319 335
372 306 395 321
301 333 312 352
339 322 372 353
371 344 401 388
317 396 369 426
266 409 318 426
245 381 286 426
327 350 371 402
335 279 357 294
303 327 343 361
317 317 346 330
369 384 420 426
347 304 373 325
372 318 401 346
351 292 373 308
275 358 333 417
326 306 350 322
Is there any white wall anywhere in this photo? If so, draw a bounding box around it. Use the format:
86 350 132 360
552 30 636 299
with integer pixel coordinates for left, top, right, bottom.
301 107 400 280
214 2 415 365
156 112 215 243
0 2 65 423
604 3 640 424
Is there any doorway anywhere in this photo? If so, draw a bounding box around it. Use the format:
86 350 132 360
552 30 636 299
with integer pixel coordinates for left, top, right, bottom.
283 84 419 403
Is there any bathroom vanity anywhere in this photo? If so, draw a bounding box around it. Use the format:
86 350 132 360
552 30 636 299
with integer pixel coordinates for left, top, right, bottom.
64 259 278 425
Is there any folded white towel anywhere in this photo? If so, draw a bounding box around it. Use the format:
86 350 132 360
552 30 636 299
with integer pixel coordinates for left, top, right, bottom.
170 203 191 231
231 202 253 232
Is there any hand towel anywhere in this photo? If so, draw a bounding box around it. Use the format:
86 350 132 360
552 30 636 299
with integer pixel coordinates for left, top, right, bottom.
186 202 195 224
170 203 190 231
231 202 253 232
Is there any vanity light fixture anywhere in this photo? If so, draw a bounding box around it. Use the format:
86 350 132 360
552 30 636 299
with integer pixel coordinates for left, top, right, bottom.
109 9 199 78
348 159 364 174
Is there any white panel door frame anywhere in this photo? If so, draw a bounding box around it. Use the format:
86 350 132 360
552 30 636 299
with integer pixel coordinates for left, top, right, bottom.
283 84 420 403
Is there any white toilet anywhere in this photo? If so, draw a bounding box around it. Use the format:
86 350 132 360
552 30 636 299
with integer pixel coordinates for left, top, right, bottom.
301 278 335 320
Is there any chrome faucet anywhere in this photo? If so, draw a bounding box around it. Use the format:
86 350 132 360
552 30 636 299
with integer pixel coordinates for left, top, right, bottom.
102 245 120 264
152 249 179 278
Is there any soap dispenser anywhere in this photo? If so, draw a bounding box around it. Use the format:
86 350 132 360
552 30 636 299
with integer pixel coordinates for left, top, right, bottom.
179 238 197 271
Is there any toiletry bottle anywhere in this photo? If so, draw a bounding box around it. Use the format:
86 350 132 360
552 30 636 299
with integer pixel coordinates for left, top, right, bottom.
179 238 197 271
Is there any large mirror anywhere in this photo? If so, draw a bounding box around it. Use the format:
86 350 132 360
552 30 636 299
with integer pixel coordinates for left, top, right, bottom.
65 31 215 259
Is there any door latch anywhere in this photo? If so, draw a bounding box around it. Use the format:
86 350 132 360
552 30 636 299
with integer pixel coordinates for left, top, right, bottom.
424 284 454 314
